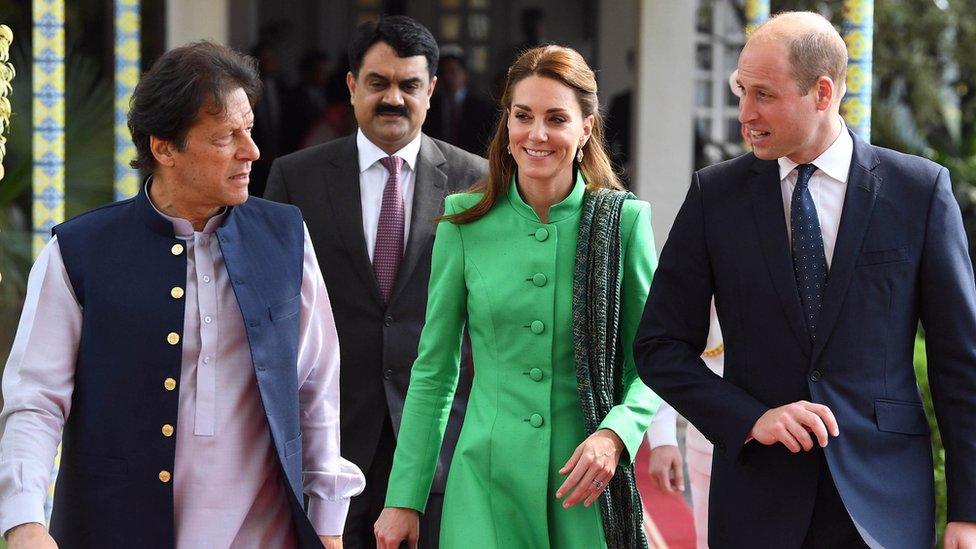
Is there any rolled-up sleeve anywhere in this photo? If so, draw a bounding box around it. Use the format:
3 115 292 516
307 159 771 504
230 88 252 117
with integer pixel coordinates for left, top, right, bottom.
294 224 366 536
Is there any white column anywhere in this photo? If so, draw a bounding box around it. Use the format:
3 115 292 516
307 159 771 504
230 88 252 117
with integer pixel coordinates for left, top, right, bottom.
166 0 229 48
634 0 696 253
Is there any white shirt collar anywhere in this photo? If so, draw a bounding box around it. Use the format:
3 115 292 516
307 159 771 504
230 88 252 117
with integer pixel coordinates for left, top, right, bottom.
777 120 853 184
357 128 422 174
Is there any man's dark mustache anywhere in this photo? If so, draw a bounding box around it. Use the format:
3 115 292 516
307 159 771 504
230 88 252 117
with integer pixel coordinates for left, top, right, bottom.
375 104 409 117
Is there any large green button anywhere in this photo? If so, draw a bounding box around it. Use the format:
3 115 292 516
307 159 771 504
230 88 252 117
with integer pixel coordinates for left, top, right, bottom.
529 413 544 428
530 320 545 334
529 368 543 382
532 273 547 287
534 227 549 242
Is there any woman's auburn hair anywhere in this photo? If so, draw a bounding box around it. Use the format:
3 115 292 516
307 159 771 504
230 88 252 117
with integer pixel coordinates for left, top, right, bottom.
442 45 623 225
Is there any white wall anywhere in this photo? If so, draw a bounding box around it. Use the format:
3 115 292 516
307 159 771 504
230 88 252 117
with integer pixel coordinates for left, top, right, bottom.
166 0 229 48
634 0 696 253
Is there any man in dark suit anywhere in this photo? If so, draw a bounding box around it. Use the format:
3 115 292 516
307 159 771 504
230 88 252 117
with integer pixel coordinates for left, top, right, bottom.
634 12 976 549
424 45 497 156
265 16 487 549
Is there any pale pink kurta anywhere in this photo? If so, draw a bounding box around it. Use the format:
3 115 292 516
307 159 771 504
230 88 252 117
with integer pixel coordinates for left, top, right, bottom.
0 195 365 547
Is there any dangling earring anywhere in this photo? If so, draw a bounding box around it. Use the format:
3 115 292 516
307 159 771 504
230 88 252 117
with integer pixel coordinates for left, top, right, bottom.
507 144 512 155
576 145 584 163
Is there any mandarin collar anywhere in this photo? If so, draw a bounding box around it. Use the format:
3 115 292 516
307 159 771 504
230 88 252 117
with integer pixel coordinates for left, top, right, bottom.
507 169 586 223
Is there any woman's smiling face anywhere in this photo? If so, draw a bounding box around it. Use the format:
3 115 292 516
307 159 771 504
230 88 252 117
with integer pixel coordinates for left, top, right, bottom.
507 75 593 188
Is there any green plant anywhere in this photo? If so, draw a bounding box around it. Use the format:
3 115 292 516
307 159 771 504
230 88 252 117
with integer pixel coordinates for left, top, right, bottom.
0 41 113 364
914 333 948 545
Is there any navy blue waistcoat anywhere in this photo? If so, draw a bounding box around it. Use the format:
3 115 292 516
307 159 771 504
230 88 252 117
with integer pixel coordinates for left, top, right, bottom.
48 188 321 548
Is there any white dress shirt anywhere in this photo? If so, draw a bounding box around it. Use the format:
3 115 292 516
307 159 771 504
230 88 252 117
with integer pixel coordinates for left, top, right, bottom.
357 129 421 261
0 190 365 545
778 124 854 268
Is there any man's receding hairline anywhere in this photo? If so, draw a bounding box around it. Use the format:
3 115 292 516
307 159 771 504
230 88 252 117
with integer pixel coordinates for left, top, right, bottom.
747 12 841 51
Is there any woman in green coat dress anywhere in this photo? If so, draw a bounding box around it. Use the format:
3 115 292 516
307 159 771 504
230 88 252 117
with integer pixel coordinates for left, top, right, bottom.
375 45 661 549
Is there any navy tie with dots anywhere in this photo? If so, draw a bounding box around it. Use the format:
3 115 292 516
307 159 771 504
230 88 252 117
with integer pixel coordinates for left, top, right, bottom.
791 163 827 340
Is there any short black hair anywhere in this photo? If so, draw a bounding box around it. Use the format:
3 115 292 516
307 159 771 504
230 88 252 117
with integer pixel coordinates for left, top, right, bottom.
348 15 439 80
128 41 261 171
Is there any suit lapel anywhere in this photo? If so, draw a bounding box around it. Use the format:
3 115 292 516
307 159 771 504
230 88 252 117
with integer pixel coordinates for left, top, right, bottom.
323 135 385 306
389 135 447 306
811 133 881 364
750 157 812 354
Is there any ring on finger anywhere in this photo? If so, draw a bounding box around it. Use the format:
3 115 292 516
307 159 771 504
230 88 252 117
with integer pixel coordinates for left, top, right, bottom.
592 479 604 490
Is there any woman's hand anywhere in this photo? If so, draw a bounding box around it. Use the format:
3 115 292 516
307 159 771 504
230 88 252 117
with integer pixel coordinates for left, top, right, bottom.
374 507 420 549
556 428 625 508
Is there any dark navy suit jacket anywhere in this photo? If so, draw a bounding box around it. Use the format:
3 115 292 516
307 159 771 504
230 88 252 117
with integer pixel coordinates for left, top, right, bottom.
635 131 976 548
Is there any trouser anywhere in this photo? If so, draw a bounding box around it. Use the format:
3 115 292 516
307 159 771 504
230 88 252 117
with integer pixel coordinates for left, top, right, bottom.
343 418 444 549
800 462 868 549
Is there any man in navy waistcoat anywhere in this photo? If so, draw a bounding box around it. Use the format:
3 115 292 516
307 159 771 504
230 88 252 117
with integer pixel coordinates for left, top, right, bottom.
0 41 364 548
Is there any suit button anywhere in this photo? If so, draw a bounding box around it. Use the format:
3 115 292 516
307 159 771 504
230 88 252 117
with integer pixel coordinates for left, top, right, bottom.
383 369 393 380
532 273 547 287
529 368 543 382
167 332 180 345
171 243 184 256
534 228 549 242
164 377 177 391
161 424 174 437
529 414 544 428
384 315 393 327
158 470 171 483
530 320 545 334
170 286 184 299
810 370 822 382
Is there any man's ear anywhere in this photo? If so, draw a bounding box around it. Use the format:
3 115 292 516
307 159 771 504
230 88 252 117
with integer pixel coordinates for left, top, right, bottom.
815 76 835 111
150 135 177 167
346 71 357 105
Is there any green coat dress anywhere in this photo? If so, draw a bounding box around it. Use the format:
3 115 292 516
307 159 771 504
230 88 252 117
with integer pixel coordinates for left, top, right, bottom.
386 173 660 548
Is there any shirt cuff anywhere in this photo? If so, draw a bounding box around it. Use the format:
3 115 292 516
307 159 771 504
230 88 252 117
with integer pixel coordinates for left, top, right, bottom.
307 496 352 536
646 429 679 449
0 491 48 538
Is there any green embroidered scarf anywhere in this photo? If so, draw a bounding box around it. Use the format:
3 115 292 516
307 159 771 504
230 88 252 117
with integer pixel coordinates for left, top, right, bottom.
572 187 649 549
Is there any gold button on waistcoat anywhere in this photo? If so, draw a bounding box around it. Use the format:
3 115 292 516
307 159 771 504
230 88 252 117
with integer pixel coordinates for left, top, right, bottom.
167 332 180 345
170 286 184 299
161 424 174 437
164 378 177 391
158 470 171 483
171 243 184 256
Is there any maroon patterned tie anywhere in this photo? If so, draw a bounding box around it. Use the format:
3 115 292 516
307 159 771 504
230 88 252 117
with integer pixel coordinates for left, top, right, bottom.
374 155 405 303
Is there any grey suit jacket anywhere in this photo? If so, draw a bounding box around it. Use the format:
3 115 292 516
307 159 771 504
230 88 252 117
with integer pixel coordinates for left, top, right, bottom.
264 133 487 494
